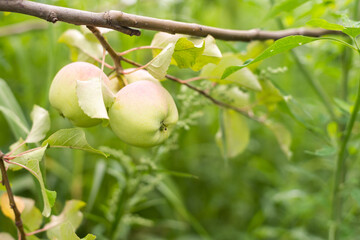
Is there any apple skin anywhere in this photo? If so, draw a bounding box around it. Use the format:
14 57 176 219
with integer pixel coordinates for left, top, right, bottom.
49 62 112 127
123 68 160 85
109 80 178 147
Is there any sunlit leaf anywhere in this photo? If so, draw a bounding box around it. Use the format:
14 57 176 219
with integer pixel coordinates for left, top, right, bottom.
201 54 261 91
42 128 108 157
265 120 292 159
188 35 222 70
47 222 96 240
59 29 102 61
26 105 51 143
45 200 86 231
76 78 109 120
151 32 221 71
10 146 56 217
8 138 27 156
216 109 250 158
46 200 96 240
147 43 175 79
0 79 29 139
172 37 205 68
343 27 360 39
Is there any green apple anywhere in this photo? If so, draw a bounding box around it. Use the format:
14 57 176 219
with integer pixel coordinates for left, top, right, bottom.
123 68 160 85
49 62 112 127
109 80 178 147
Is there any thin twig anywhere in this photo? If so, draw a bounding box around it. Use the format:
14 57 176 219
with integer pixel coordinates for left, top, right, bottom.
121 57 263 122
118 46 162 56
0 0 343 41
0 151 26 240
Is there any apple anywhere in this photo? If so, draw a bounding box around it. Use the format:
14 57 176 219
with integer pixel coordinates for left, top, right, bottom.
123 68 160 85
49 62 112 127
109 80 178 147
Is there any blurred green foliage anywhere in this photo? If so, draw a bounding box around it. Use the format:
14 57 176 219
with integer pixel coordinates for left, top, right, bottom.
1 0 360 239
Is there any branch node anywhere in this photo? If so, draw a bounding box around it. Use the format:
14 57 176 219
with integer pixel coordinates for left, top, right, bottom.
47 11 58 23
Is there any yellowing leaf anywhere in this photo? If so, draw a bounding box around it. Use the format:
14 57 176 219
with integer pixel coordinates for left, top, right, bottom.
0 193 25 221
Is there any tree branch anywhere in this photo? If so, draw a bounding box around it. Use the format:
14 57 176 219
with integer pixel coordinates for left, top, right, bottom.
0 0 342 41
0 151 26 240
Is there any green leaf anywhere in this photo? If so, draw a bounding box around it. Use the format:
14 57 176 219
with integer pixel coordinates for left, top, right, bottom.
343 27 360 39
216 110 250 158
305 146 336 157
191 35 222 70
8 138 27 157
86 160 107 212
45 200 86 231
256 79 284 110
222 36 320 79
172 37 205 68
307 18 344 31
11 146 56 217
334 98 351 114
265 120 292 159
59 29 103 61
266 0 308 19
307 18 360 39
147 43 175 80
26 105 50 143
48 222 96 240
0 79 30 139
0 106 29 136
151 32 221 71
42 128 108 157
45 200 96 240
201 54 261 91
22 198 43 232
76 78 109 120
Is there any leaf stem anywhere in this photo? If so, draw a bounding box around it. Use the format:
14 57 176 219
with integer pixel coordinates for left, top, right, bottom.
0 151 27 240
118 46 162 56
329 47 360 240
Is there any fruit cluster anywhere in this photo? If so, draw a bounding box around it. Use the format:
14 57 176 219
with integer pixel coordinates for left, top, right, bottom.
49 62 178 147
